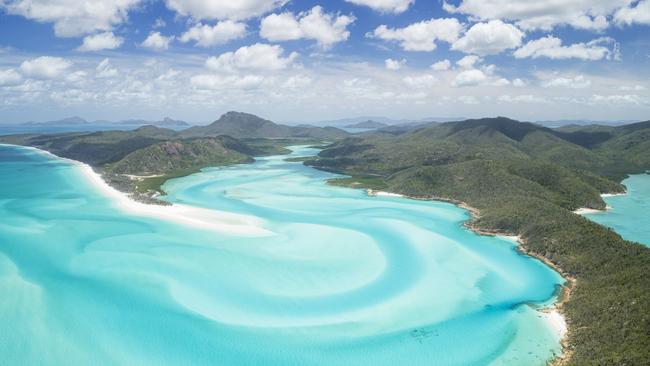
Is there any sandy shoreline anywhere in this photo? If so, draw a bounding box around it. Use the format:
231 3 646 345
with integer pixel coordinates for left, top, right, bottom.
10 144 272 237
368 189 570 361
573 192 626 215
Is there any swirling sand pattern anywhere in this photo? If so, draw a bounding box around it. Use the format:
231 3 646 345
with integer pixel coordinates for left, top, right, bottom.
0 145 563 365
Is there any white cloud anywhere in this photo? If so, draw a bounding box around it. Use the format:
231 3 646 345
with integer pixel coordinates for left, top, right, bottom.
191 74 265 90
368 18 463 51
498 94 547 103
141 32 174 50
443 0 628 31
281 75 312 89
451 20 524 55
96 58 118 78
165 0 288 20
77 32 124 52
619 85 647 91
514 36 616 60
456 55 482 68
0 0 141 37
452 69 488 87
179 21 247 47
345 0 414 13
403 74 438 88
385 58 406 70
591 94 644 105
0 69 23 86
260 6 355 49
614 0 650 25
20 56 72 79
430 59 451 71
153 18 166 29
542 75 592 88
205 43 298 72
512 78 527 87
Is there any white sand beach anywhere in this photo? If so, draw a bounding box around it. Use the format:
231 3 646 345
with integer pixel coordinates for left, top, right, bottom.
367 189 404 198
542 309 568 339
14 144 272 237
574 192 625 215
77 164 273 237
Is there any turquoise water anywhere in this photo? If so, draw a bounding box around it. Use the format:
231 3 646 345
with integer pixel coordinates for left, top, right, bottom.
585 174 650 247
0 144 564 365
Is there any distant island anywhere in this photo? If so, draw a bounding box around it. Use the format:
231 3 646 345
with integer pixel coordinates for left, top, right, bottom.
344 120 389 129
22 116 89 125
20 116 190 127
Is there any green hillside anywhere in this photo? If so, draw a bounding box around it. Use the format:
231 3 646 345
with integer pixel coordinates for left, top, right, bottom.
181 111 349 139
307 117 650 365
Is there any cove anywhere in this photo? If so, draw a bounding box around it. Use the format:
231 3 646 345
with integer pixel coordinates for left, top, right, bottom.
584 174 650 247
0 144 564 365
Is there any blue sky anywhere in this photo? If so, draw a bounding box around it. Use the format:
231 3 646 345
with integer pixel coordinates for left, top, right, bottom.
0 0 648 123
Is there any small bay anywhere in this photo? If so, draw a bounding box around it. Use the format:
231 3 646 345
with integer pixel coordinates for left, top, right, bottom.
584 174 650 247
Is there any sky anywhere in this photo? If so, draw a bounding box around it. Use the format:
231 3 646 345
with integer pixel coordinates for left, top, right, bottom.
0 0 649 124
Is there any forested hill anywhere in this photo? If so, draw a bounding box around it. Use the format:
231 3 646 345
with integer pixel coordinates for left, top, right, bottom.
181 111 348 139
0 111 347 198
306 117 650 365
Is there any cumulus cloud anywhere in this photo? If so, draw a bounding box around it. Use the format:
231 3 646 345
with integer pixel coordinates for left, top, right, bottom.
512 78 527 87
498 94 547 103
179 21 247 47
443 0 628 31
542 75 592 88
456 55 482 68
96 58 118 78
402 74 438 88
430 59 451 71
20 56 72 79
514 36 617 60
368 18 463 51
260 6 355 49
451 20 524 55
452 69 488 87
614 0 650 26
451 58 510 87
77 32 124 52
281 75 312 89
385 58 406 70
591 94 644 105
205 43 298 72
0 69 23 86
191 74 265 90
344 0 414 13
141 32 174 50
165 0 288 20
0 0 141 37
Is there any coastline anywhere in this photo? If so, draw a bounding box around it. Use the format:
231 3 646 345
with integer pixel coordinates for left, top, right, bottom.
367 188 572 365
9 144 272 237
573 192 626 215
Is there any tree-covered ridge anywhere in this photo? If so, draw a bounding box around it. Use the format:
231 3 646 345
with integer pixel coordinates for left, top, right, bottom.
307 117 650 365
180 111 348 139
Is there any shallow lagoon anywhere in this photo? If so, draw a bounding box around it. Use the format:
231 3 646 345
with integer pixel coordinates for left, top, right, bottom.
0 145 563 365
584 174 650 247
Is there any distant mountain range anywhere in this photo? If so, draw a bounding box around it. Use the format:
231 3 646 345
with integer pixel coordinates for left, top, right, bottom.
181 111 348 139
300 116 466 127
344 120 389 129
20 116 190 127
